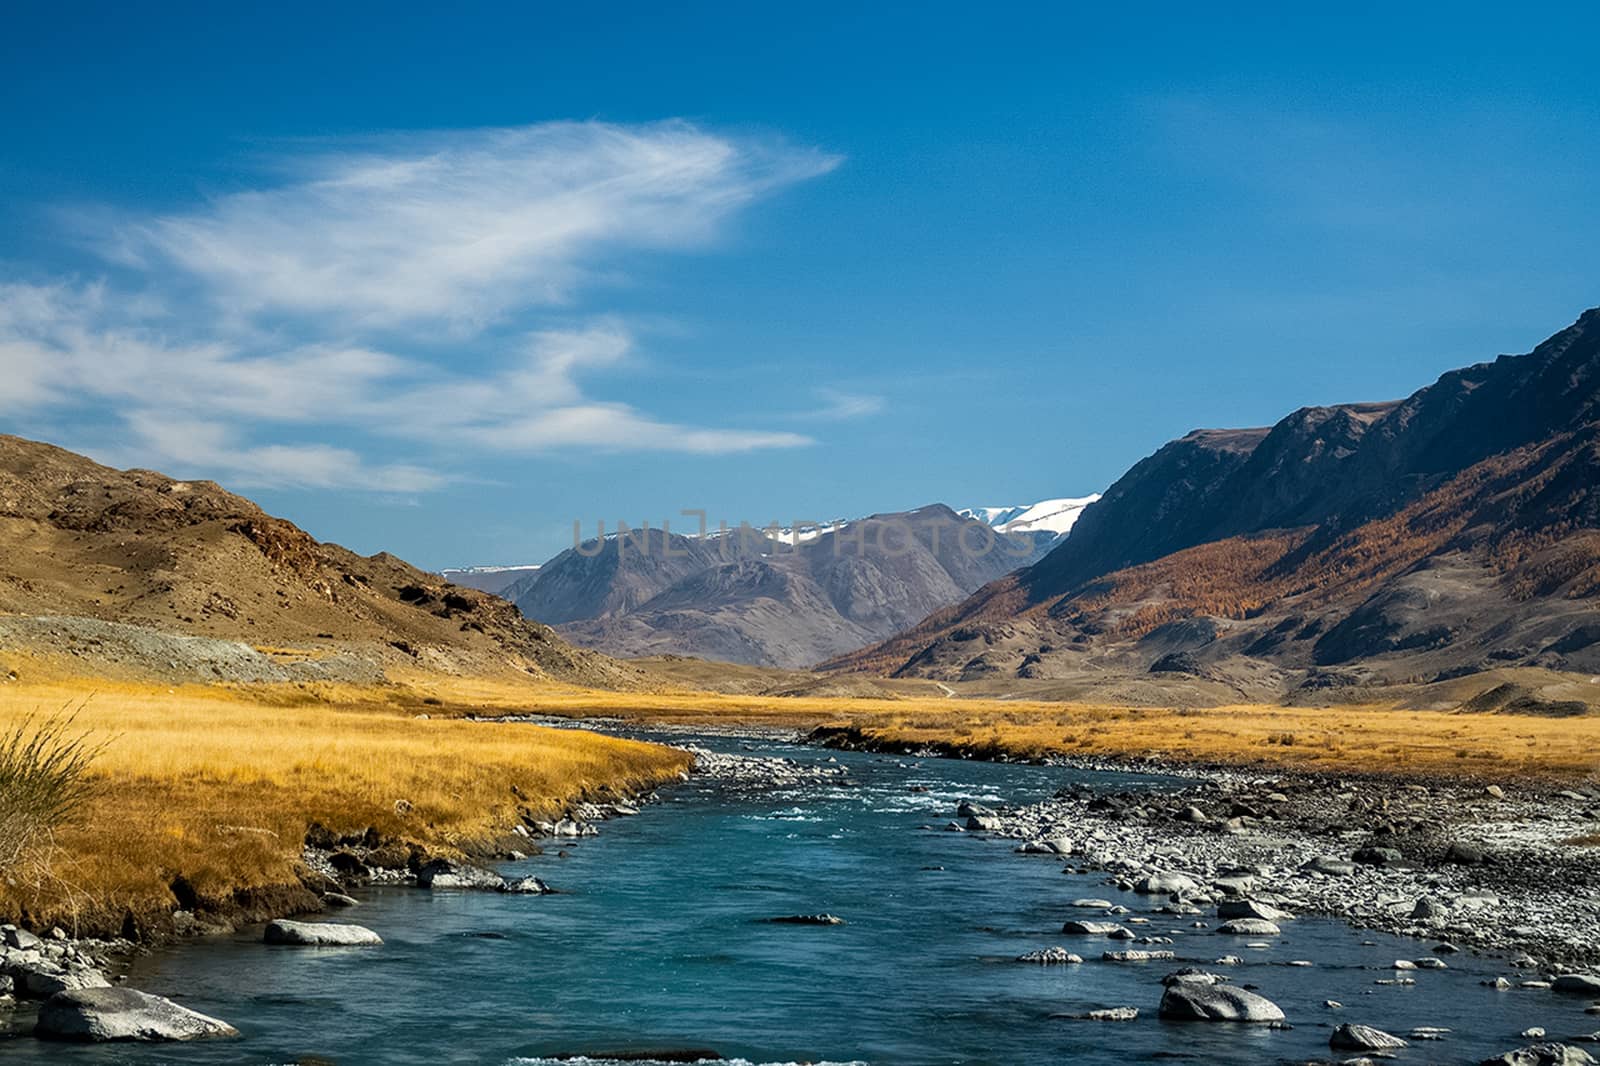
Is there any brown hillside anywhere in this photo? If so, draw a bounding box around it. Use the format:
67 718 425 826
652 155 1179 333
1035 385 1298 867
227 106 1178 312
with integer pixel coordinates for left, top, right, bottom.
0 434 642 688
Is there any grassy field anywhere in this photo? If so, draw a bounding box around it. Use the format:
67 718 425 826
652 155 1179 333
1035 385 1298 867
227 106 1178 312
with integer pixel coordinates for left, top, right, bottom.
393 671 1600 781
0 676 691 933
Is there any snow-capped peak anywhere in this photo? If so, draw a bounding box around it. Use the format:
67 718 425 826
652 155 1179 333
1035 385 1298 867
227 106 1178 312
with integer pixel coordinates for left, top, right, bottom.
959 495 1100 539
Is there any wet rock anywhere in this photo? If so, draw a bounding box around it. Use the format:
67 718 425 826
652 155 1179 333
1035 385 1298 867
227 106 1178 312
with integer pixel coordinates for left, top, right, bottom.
35 987 239 1042
417 859 505 890
1071 898 1114 908
322 893 359 908
1554 975 1600 996
766 914 845 926
1062 920 1128 936
1331 1023 1408 1050
500 875 553 895
1217 899 1293 922
1478 1044 1597 1066
1017 948 1082 964
1217 918 1281 936
1103 949 1175 962
1085 1006 1139 1021
1158 984 1285 1022
262 920 382 946
1162 969 1228 987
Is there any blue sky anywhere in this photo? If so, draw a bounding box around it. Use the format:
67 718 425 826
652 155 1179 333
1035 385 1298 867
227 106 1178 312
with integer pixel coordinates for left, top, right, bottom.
2 3 1597 569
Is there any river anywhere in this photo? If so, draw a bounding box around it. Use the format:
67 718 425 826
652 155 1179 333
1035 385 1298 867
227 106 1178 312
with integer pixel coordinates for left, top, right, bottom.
14 727 1592 1064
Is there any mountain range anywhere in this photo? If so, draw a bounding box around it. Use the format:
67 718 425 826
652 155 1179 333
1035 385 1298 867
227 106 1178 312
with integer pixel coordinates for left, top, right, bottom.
826 308 1600 704
504 498 1096 669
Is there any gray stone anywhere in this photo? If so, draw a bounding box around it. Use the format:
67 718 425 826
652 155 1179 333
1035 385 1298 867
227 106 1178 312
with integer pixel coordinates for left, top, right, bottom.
1331 1023 1409 1050
1217 918 1281 936
499 875 552 895
1062 920 1128 936
1217 899 1292 922
1162 969 1228 987
1085 1006 1139 1021
4 958 110 999
1135 871 1200 895
35 987 238 1042
2 926 43 951
1479 1044 1597 1066
262 920 382 946
1411 896 1447 920
417 859 505 890
1017 948 1082 964
1353 846 1403 866
1554 975 1600 996
1103 949 1176 962
1158 984 1286 1022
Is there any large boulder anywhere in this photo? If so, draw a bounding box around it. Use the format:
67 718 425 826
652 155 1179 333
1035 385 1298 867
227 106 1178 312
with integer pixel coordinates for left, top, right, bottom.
1480 1044 1597 1066
262 920 382 946
417 859 505 890
1331 1023 1409 1050
1217 918 1281 936
35 987 238 1042
1552 974 1600 995
1217 899 1293 922
1062 920 1129 936
1158 984 1285 1023
2 957 110 999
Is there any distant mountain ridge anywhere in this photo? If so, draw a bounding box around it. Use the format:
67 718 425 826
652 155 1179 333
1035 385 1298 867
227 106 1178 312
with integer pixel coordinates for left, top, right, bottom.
438 564 542 597
826 308 1600 696
507 497 1096 668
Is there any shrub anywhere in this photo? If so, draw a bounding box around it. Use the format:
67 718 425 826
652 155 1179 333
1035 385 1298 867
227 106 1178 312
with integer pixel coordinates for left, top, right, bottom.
0 712 103 868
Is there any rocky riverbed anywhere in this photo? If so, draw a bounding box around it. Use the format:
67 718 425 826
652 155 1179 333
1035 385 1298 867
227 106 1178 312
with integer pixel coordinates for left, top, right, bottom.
941 765 1600 970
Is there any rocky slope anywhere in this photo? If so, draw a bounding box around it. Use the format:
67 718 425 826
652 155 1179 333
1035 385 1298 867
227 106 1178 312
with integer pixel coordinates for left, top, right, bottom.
514 504 1064 669
0 435 640 687
827 309 1600 698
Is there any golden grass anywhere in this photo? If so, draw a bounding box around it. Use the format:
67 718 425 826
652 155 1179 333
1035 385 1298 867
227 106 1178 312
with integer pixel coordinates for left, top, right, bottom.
391 671 1600 781
799 702 1600 780
0 676 690 932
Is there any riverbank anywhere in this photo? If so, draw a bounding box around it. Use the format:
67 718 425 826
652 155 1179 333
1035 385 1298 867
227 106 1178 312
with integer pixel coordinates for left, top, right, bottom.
0 677 691 939
808 725 1600 971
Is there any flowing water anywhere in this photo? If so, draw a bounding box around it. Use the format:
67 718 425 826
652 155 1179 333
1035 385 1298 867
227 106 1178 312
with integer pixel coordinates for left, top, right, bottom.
11 728 1594 1065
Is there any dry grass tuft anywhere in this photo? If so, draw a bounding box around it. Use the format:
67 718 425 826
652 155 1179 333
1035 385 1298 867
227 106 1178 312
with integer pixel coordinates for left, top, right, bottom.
0 708 104 867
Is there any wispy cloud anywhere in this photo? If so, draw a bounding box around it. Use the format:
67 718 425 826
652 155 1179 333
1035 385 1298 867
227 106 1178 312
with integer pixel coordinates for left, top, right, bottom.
113 121 839 330
805 387 886 421
2 121 840 489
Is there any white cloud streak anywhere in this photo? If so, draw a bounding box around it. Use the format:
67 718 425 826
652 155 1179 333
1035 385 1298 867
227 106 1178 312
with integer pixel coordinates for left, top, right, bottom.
118 121 840 329
0 121 843 489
